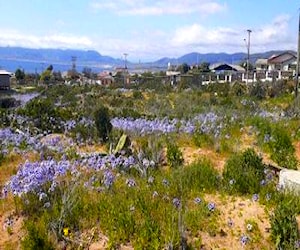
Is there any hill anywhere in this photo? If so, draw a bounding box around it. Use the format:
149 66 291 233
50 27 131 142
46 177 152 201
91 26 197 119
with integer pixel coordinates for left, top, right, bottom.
0 46 294 73
153 51 291 66
0 47 123 73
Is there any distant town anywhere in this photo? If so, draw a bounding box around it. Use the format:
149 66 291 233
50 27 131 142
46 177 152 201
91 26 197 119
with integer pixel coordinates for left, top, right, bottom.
0 46 297 89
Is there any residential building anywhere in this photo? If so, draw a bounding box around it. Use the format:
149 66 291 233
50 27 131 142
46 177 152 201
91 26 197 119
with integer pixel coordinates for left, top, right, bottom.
255 59 268 71
0 70 12 89
267 51 296 71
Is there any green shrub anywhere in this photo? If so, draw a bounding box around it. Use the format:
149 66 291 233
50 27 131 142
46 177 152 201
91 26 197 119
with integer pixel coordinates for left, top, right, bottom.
270 198 300 249
250 118 297 169
21 220 54 250
222 148 265 194
249 82 267 100
230 82 247 96
0 97 18 108
166 142 184 168
94 105 112 142
17 98 64 133
269 126 298 169
178 158 220 193
132 90 143 99
192 132 214 148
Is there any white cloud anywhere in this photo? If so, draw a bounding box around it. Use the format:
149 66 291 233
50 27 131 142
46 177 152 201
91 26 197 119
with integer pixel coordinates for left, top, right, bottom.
0 30 94 49
171 24 242 50
170 14 296 54
0 14 296 62
90 0 226 15
252 15 293 49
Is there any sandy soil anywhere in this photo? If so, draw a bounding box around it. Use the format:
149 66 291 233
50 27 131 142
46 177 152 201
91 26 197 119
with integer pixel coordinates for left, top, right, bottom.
0 212 23 249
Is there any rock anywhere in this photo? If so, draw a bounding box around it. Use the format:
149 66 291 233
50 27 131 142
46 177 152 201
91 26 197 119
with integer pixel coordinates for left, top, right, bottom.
279 169 300 194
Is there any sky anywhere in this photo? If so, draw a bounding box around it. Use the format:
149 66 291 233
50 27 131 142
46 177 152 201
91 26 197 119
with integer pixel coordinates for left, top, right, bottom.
0 0 299 62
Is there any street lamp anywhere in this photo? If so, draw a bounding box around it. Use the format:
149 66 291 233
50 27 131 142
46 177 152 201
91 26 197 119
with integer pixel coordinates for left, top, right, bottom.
123 53 128 87
244 29 252 85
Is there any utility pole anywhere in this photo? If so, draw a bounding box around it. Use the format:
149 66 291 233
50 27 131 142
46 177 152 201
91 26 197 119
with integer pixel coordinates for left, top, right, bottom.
246 29 252 85
295 10 300 98
123 53 128 87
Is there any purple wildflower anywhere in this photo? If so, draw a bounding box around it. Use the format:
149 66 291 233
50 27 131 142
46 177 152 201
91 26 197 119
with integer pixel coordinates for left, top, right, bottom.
207 202 216 212
194 197 202 204
126 178 136 187
148 176 154 184
252 194 259 202
228 218 234 227
162 179 169 186
240 235 249 246
103 170 115 188
265 193 271 201
172 198 181 209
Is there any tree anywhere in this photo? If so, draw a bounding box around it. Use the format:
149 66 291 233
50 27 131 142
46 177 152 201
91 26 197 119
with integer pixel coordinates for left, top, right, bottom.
240 61 254 71
94 106 112 142
15 68 25 84
177 63 190 74
46 64 53 71
198 62 210 72
40 70 52 84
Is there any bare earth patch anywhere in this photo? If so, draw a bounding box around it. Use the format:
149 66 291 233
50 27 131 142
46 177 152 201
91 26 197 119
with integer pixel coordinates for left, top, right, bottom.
0 212 23 249
182 146 226 172
199 194 272 249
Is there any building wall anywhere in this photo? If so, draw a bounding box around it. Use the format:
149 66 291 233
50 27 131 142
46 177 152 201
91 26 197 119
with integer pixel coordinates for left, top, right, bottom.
0 75 10 88
268 58 296 71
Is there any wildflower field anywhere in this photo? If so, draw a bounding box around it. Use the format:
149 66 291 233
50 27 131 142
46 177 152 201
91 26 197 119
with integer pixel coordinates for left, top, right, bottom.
1 80 300 249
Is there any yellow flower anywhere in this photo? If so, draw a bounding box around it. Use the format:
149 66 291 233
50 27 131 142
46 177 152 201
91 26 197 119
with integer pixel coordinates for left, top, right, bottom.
63 227 69 236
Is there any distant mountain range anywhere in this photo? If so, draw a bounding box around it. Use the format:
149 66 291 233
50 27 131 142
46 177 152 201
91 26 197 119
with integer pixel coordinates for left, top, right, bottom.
0 46 292 73
152 51 291 66
0 47 123 73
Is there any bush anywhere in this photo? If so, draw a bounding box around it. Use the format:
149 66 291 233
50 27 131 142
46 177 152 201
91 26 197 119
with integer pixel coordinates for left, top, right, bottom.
166 142 184 168
94 105 112 142
192 132 214 148
269 126 298 169
251 118 297 169
223 148 265 194
17 98 64 133
230 82 247 96
0 97 18 108
270 198 300 249
21 221 54 250
249 82 267 100
179 158 220 193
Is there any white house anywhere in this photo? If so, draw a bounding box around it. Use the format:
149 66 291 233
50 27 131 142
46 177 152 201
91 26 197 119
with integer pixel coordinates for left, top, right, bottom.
267 51 296 71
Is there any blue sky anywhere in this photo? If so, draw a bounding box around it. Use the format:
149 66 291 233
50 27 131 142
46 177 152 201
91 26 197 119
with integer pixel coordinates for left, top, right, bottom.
0 0 299 61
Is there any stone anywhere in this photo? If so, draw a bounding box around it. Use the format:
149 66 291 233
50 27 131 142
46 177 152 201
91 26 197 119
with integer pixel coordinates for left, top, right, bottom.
279 169 300 194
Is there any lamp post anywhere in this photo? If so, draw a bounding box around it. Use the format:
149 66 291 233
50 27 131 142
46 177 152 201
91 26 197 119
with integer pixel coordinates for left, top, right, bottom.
295 11 300 98
123 53 128 87
245 29 252 85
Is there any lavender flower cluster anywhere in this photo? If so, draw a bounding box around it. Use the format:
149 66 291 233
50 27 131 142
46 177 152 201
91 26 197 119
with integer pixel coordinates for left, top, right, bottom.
2 151 145 197
111 112 222 136
0 128 41 154
3 159 74 196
